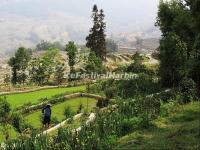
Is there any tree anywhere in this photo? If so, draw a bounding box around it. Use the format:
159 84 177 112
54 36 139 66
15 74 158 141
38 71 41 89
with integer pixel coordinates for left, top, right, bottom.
126 52 155 75
97 9 107 60
36 40 64 51
156 0 200 94
159 32 187 87
86 5 99 57
8 47 31 85
156 0 195 59
65 41 78 73
85 51 105 73
29 48 60 85
42 48 60 83
86 5 107 61
55 63 65 86
29 58 46 85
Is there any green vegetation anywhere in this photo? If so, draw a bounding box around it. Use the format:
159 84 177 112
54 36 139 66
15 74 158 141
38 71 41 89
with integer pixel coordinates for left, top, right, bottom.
1 85 86 108
126 52 156 75
29 48 61 85
35 40 64 51
115 102 200 150
156 0 200 89
85 51 105 73
65 41 78 73
55 63 65 86
0 98 11 141
86 5 106 61
89 74 162 99
8 47 31 85
25 97 97 129
0 125 18 142
0 2 200 149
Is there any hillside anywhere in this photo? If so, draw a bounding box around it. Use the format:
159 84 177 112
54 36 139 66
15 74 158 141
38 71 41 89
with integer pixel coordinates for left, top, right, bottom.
0 52 159 85
115 102 200 150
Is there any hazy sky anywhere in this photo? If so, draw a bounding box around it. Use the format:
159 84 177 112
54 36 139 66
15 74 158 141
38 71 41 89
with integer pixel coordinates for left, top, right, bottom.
0 0 160 26
0 0 161 52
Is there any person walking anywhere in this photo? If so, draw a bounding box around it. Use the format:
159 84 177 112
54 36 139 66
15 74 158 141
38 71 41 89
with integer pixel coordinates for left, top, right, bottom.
42 104 51 129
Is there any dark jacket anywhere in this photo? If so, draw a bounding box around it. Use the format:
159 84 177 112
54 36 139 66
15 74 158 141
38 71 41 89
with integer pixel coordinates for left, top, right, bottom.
42 106 51 117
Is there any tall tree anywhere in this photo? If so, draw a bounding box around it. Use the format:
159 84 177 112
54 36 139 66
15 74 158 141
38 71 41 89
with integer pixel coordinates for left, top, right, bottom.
65 41 78 73
156 0 200 90
156 0 195 59
86 5 106 61
159 32 187 87
98 9 106 60
8 47 31 85
86 5 99 56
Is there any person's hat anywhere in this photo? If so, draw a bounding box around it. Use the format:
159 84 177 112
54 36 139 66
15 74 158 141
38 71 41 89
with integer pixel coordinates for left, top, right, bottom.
47 104 51 107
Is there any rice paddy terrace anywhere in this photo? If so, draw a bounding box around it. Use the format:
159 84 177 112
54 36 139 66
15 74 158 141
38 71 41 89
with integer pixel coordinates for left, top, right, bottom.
0 85 86 108
0 85 100 142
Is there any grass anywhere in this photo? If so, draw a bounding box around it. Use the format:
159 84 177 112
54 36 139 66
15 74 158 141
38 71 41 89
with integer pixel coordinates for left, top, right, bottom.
115 102 200 150
1 85 86 108
0 125 18 142
25 97 97 129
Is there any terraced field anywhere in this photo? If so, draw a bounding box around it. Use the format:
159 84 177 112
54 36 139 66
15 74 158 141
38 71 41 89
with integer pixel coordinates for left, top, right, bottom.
0 96 97 142
0 85 88 142
1 85 86 108
25 97 97 129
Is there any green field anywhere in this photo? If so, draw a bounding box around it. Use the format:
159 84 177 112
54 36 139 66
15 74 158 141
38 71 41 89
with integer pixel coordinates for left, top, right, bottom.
115 102 200 150
1 85 86 108
25 97 97 129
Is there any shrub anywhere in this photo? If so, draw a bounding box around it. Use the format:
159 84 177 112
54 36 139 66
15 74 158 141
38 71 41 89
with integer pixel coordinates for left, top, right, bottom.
120 117 142 136
11 112 26 133
77 103 84 114
179 78 196 103
117 74 162 98
0 97 11 140
99 135 117 150
0 97 11 123
105 87 117 99
118 96 161 128
160 101 180 117
84 51 106 73
64 106 74 119
153 89 177 103
51 117 60 126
